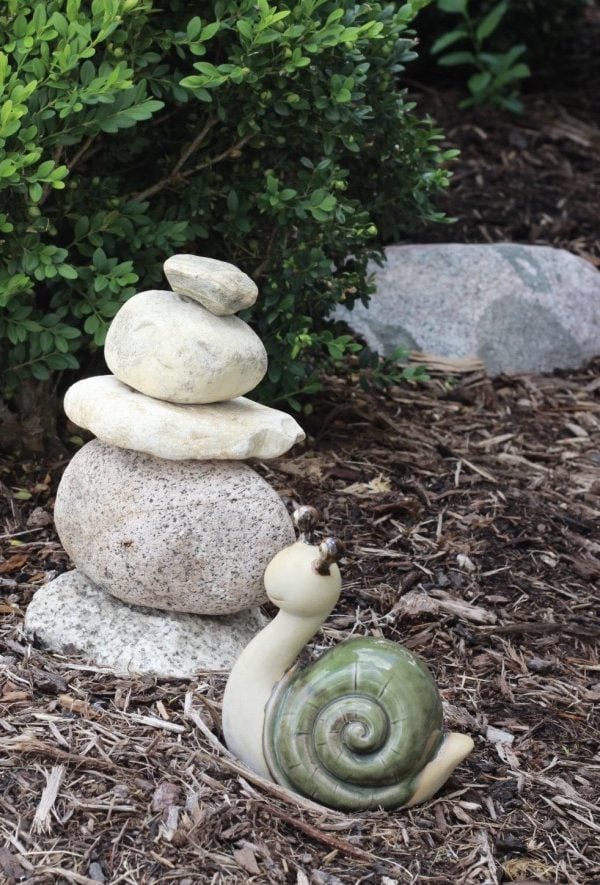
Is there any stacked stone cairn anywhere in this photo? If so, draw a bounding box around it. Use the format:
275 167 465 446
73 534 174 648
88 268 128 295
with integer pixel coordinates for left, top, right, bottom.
24 256 305 679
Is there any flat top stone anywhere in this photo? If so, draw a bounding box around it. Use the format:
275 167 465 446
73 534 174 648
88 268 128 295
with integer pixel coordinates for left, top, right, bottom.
164 254 258 316
64 375 305 460
25 570 268 678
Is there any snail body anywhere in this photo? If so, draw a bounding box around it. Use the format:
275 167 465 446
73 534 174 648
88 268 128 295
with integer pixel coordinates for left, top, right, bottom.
222 539 473 811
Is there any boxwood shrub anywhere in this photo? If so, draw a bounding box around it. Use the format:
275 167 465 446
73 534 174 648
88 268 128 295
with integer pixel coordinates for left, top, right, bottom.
0 0 454 445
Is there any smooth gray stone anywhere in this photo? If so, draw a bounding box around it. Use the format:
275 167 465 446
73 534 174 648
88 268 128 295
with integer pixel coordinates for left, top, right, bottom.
335 243 600 375
64 375 304 461
104 290 267 404
163 254 258 316
24 571 268 678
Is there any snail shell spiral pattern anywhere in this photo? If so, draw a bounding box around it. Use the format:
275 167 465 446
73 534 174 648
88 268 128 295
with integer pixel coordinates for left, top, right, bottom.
263 637 444 811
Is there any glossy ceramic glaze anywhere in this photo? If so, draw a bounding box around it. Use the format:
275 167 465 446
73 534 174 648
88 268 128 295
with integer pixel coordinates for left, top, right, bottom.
263 637 444 811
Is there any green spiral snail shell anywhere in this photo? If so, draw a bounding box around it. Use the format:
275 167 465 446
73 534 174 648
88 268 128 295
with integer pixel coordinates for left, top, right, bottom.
262 636 444 811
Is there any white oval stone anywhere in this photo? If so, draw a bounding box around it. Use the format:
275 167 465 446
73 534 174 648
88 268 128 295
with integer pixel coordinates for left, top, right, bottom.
104 290 267 403
54 440 295 615
164 254 258 316
64 376 305 460
25 571 269 677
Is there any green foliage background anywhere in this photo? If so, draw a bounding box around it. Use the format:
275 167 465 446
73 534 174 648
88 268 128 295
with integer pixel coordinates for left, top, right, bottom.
417 0 587 110
0 0 454 415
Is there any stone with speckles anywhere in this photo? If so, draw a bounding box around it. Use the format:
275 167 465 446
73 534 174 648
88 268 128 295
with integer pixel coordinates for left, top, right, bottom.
334 243 600 375
24 571 268 677
54 440 295 615
104 290 267 404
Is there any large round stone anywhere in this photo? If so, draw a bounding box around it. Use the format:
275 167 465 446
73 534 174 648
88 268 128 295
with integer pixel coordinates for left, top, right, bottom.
54 440 295 615
104 290 267 404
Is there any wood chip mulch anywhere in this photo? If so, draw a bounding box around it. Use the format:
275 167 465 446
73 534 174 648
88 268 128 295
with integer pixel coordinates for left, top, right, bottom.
1 358 599 884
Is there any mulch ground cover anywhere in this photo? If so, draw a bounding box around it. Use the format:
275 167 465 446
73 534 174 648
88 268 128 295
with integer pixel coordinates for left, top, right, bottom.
1 358 599 884
1 11 600 885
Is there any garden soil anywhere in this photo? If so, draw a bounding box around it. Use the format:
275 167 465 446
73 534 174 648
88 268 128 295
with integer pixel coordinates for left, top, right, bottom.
0 11 599 885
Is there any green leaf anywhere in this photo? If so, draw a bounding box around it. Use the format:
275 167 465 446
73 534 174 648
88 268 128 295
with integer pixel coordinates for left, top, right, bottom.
431 28 468 55
237 19 253 40
200 21 220 42
476 1 508 43
227 189 238 212
437 0 467 13
84 315 100 334
29 182 43 203
13 489 32 500
186 16 202 41
31 363 50 381
468 71 492 95
57 264 78 279
437 51 477 67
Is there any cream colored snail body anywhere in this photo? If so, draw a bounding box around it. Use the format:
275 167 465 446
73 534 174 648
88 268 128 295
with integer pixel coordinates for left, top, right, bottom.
222 528 474 811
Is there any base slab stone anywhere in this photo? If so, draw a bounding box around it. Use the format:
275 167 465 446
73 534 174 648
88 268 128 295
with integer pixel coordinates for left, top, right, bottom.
24 571 268 679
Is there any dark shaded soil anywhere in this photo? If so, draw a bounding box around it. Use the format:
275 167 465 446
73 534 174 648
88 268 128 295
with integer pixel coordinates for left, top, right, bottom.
411 6 600 268
1 12 600 885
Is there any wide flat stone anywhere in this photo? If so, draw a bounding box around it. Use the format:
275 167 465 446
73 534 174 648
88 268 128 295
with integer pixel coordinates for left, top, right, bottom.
163 254 258 316
104 290 267 404
24 571 268 678
335 244 600 375
64 375 304 460
54 440 295 615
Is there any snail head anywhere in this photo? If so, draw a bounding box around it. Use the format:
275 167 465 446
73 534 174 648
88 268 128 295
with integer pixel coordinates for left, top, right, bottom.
264 539 342 619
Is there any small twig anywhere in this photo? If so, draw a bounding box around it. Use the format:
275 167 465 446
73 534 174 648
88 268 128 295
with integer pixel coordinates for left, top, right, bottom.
32 765 65 834
0 736 121 771
0 527 46 541
477 621 600 637
68 135 97 173
252 225 278 280
251 801 378 864
184 131 253 177
172 117 219 177
32 868 100 885
429 588 498 625
132 116 218 203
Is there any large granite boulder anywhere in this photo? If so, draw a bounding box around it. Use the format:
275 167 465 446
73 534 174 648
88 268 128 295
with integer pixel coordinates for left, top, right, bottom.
54 440 295 615
335 244 600 375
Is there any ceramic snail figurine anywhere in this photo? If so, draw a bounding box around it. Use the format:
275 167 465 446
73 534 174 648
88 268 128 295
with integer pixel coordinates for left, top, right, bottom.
222 507 474 811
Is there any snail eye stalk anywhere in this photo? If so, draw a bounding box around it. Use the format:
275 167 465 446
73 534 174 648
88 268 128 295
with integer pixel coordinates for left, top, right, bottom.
312 537 341 576
293 505 321 544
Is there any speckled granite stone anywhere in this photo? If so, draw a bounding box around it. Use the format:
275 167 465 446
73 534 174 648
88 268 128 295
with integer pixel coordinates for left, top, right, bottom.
163 254 258 316
24 571 268 677
64 376 305 461
54 440 295 615
104 290 267 404
334 243 600 375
